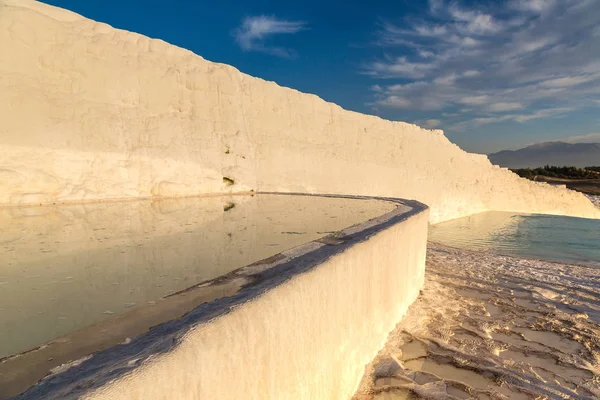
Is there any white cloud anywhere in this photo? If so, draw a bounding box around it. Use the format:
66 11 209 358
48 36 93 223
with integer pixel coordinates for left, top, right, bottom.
365 0 600 131
363 57 437 79
449 107 575 128
512 0 556 13
515 37 556 53
375 95 412 108
562 132 600 143
234 16 307 58
487 102 522 112
512 107 574 122
460 95 489 105
463 70 480 77
421 119 442 128
433 73 458 85
448 3 501 34
541 75 600 88
472 115 516 125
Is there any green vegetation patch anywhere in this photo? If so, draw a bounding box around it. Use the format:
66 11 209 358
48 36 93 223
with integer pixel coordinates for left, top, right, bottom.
512 166 600 180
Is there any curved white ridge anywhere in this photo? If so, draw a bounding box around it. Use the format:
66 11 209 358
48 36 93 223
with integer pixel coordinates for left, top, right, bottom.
0 0 598 224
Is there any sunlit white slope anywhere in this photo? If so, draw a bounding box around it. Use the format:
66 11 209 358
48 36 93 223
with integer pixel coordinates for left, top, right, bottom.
0 0 598 223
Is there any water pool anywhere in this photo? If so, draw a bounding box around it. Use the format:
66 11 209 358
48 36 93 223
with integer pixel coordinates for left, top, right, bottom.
429 212 600 267
0 194 397 359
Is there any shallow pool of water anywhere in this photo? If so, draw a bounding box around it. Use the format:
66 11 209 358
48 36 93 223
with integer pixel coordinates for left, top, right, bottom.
0 194 396 359
429 212 600 267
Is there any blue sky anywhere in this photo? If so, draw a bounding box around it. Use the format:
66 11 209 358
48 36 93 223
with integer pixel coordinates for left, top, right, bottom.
42 0 600 154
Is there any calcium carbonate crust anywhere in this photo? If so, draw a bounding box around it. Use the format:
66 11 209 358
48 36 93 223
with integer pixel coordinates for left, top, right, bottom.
0 0 598 225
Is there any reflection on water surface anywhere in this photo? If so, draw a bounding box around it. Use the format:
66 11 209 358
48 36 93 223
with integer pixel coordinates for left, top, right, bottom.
0 194 396 358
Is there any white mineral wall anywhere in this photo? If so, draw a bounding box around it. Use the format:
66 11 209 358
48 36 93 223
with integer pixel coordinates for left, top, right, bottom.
0 0 257 204
83 208 429 400
1 1 599 223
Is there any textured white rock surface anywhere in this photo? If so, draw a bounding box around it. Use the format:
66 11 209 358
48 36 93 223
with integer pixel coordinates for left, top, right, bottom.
0 0 598 224
82 205 429 400
353 244 600 399
585 194 600 209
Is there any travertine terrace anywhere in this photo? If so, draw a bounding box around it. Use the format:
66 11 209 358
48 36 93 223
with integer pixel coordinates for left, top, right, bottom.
0 1 598 399
4 196 429 400
1 0 598 223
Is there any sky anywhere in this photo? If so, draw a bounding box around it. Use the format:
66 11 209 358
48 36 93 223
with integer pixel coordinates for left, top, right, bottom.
42 0 600 154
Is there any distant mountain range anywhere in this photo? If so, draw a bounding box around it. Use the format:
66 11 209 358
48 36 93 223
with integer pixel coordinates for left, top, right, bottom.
488 142 600 169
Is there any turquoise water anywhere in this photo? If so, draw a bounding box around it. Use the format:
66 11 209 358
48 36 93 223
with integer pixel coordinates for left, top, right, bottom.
429 212 600 267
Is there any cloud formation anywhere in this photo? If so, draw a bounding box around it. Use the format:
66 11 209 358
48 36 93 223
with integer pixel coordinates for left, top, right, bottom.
562 132 600 143
234 15 307 58
365 0 600 130
420 119 442 129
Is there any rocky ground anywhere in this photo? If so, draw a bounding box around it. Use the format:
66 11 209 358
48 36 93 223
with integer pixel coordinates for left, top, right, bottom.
353 244 600 400
585 194 600 209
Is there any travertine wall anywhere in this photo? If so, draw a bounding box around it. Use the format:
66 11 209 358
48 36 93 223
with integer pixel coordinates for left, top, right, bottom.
1 0 599 223
80 206 429 400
